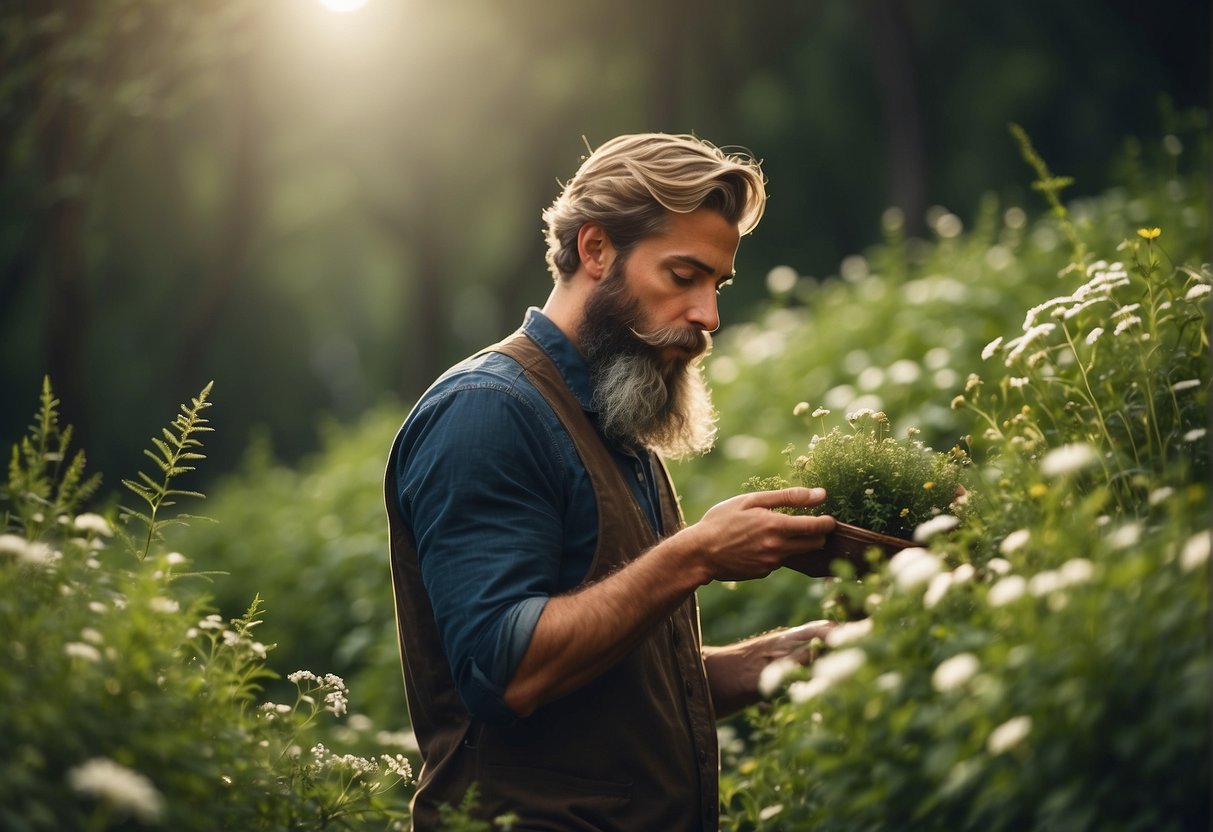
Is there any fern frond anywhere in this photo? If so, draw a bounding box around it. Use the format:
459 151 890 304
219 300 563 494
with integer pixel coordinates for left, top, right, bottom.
119 381 215 560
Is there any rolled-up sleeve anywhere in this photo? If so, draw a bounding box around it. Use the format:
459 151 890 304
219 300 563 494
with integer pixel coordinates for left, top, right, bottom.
395 381 569 721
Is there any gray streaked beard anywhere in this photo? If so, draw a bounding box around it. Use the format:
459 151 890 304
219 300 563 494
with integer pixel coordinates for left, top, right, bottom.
577 265 718 459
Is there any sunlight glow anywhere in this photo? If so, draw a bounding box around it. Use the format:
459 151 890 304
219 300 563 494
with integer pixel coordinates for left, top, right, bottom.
318 0 369 12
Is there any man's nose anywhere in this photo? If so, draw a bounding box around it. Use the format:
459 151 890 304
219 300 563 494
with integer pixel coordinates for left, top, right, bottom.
688 287 720 333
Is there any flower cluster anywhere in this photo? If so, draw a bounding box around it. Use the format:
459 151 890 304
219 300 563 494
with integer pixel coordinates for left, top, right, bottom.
748 408 969 541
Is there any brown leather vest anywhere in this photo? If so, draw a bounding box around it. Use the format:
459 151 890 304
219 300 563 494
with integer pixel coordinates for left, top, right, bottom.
385 330 719 831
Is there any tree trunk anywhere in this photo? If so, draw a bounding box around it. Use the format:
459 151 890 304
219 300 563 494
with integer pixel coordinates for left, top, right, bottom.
860 0 929 236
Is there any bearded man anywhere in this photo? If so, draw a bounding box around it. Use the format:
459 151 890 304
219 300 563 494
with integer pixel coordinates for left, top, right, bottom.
385 133 836 831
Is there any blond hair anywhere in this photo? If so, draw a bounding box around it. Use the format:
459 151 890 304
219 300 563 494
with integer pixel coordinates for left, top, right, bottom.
542 133 767 281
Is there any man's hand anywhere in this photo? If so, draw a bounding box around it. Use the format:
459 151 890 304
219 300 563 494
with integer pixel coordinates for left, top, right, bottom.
704 619 835 717
683 487 836 584
503 488 834 717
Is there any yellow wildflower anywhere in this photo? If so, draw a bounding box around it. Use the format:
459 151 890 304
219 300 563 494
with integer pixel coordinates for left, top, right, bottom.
1136 227 1161 240
1029 483 1049 498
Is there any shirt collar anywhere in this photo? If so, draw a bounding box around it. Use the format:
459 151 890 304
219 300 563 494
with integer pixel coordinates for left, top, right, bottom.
522 307 597 412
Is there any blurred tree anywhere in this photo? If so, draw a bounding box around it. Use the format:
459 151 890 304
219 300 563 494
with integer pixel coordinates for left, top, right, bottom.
0 0 1205 484
0 0 255 440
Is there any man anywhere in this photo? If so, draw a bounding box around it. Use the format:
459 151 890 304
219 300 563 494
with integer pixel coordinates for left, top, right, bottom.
385 133 836 830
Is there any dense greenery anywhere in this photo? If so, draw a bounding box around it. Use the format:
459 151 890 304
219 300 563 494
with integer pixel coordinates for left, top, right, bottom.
0 384 419 830
1 120 1206 828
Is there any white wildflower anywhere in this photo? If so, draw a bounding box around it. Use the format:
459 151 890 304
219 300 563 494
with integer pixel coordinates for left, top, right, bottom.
923 572 953 609
1028 570 1063 597
1023 295 1076 330
1113 303 1141 318
988 575 1027 607
324 689 349 717
825 618 873 648
0 534 30 558
1063 298 1102 319
986 557 1012 575
1059 558 1095 585
987 715 1032 755
1171 379 1201 392
1004 323 1055 365
913 514 960 543
68 758 164 823
787 677 831 703
1040 443 1098 477
875 671 902 691
288 670 318 685
1184 283 1211 302
813 647 867 684
17 539 58 567
999 529 1031 555
758 657 799 697
793 401 810 416
1185 428 1208 442
1107 523 1141 550
73 513 113 537
951 563 976 584
1180 531 1211 573
887 547 944 590
1085 327 1105 345
381 754 413 780
759 804 785 822
197 614 224 630
981 336 1003 360
812 407 830 418
148 597 179 614
165 552 187 566
1149 486 1174 506
64 642 102 663
932 653 979 692
89 601 108 614
81 627 103 645
1113 315 1141 335
1009 376 1030 389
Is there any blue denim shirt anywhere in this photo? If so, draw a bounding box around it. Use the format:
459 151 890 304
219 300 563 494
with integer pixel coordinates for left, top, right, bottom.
392 308 665 721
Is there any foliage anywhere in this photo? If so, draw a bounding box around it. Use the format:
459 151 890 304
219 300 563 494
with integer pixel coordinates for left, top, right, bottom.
746 408 969 541
116 381 214 561
2 376 102 540
679 117 1209 645
711 139 1210 830
0 382 416 831
169 404 410 733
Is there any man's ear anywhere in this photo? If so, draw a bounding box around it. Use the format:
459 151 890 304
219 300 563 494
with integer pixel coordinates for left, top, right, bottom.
576 222 614 281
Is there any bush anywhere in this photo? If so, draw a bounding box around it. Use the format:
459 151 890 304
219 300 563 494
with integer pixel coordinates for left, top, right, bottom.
0 381 416 830
704 127 1210 830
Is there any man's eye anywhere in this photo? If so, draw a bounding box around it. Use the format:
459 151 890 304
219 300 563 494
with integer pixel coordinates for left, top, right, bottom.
672 272 695 285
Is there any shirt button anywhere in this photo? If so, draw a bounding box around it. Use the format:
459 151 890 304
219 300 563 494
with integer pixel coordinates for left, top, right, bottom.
634 465 644 483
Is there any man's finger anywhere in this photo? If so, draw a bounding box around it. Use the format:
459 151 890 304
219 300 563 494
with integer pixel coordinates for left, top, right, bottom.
748 486 828 510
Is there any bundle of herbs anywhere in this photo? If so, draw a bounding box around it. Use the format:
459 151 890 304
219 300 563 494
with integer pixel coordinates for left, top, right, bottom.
746 408 969 543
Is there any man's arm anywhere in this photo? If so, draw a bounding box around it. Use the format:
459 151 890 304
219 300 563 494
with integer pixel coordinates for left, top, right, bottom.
502 487 835 717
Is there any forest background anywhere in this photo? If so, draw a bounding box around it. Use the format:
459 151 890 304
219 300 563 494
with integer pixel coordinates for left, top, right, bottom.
1 0 1208 484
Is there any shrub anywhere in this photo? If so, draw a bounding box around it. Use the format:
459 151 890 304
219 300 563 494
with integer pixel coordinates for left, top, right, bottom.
0 381 416 831
710 129 1210 831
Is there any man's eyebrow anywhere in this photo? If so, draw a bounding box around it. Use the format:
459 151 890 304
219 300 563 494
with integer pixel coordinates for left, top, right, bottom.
671 254 735 279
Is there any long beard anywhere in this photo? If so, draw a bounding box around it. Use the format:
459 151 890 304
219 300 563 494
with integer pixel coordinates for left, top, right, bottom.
577 265 718 459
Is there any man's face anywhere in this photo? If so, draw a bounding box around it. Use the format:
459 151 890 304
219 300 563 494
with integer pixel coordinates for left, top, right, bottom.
577 208 741 458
